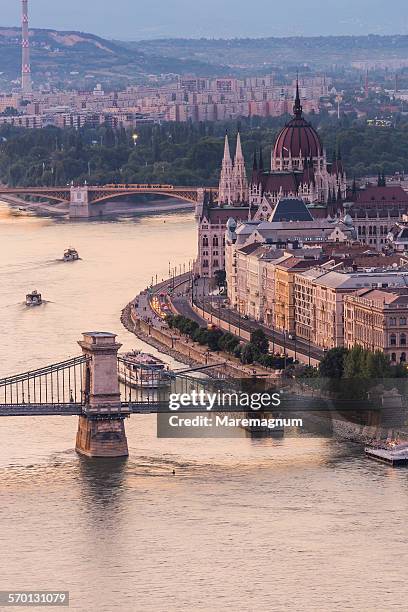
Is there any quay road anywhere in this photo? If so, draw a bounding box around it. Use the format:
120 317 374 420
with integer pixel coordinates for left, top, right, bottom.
142 273 324 364
194 296 324 364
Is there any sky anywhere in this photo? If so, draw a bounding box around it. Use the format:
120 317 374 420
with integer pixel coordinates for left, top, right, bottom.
2 0 408 40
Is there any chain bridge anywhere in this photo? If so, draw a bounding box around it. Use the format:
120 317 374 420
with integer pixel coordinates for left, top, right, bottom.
0 332 223 457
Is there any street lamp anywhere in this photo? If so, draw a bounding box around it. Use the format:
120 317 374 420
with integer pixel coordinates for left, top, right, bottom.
132 133 139 147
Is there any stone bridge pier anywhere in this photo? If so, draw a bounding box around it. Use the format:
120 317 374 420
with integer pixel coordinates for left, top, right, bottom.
75 332 129 458
69 186 104 219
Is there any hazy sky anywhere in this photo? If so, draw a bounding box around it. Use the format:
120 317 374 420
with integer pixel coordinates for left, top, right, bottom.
2 0 407 39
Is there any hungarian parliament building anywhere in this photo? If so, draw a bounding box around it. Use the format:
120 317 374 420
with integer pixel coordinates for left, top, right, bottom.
195 84 408 278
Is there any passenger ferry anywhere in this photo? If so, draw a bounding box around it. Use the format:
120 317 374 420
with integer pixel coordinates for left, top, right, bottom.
118 351 171 388
63 247 79 262
26 290 42 306
365 440 408 466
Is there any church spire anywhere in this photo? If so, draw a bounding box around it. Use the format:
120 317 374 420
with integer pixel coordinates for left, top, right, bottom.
252 150 258 171
293 73 303 118
235 131 244 160
218 132 233 205
232 131 248 203
223 132 231 163
259 147 264 171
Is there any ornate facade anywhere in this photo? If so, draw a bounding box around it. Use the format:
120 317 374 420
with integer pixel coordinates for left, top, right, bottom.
195 81 347 277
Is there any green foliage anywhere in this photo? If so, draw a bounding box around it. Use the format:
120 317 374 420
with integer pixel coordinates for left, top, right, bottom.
257 354 277 369
214 269 226 287
298 365 319 378
240 343 257 365
1 114 408 190
319 345 407 380
250 329 269 355
218 332 240 354
319 347 348 378
343 345 370 379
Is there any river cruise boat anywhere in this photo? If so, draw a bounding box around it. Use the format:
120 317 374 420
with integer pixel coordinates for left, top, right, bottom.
365 440 408 466
63 248 79 262
26 290 42 306
118 351 171 388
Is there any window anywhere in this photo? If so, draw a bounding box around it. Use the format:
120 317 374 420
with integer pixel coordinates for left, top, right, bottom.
203 260 208 268
401 333 406 346
202 236 208 247
401 352 406 363
400 317 407 326
213 236 218 247
390 333 397 346
391 352 397 362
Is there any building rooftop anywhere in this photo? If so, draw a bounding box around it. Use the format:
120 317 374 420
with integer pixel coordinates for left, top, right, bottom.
270 197 314 223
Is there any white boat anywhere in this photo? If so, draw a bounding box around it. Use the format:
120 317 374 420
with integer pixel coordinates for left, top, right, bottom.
63 247 79 262
118 351 171 388
26 290 42 306
365 440 408 466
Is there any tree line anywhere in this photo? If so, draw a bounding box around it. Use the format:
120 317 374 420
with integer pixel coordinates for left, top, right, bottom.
166 314 290 369
1 113 408 189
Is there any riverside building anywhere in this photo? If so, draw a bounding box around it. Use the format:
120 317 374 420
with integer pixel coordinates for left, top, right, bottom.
344 288 408 364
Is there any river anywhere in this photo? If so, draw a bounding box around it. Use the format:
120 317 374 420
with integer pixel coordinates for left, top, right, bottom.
0 203 407 612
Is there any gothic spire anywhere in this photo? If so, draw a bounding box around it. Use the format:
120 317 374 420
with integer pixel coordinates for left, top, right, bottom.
252 150 258 171
235 131 244 160
259 147 264 171
294 73 303 118
223 132 231 163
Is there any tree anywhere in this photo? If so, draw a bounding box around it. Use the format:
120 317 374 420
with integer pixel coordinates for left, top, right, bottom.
207 328 224 351
318 347 348 378
250 329 269 355
343 345 367 378
214 269 226 288
362 350 391 378
240 343 257 364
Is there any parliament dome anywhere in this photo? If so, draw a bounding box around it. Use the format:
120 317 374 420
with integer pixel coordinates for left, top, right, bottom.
273 82 323 162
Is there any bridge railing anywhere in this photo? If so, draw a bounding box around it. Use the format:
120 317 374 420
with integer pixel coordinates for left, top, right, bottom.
0 355 88 408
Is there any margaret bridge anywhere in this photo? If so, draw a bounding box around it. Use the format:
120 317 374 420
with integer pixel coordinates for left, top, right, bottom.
0 183 218 218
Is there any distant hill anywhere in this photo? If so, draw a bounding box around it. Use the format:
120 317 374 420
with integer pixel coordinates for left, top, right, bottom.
123 35 408 70
0 27 227 88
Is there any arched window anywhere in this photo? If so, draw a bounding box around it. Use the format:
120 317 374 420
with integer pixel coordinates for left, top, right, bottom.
390 333 397 346
401 333 406 346
213 236 218 247
391 353 397 363
203 260 208 268
401 352 406 363
202 235 208 247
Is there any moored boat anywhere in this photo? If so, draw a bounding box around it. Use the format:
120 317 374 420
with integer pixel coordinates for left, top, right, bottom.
118 350 171 388
63 247 79 262
26 290 42 306
365 440 408 466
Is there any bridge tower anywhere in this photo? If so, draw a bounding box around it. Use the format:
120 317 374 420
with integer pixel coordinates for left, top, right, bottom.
76 332 129 458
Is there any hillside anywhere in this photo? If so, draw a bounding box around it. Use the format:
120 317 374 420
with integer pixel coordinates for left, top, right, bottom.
124 35 408 71
0 27 227 89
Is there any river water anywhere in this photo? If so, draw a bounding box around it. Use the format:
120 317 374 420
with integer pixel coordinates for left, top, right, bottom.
0 203 407 612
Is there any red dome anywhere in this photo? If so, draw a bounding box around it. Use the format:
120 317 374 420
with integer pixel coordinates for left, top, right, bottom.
273 83 323 161
273 116 323 160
